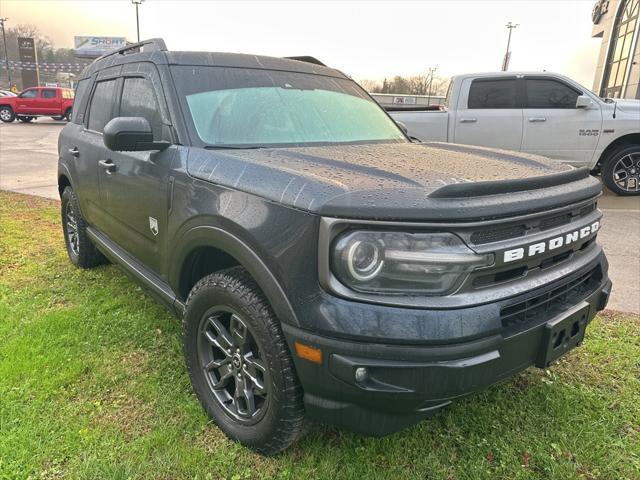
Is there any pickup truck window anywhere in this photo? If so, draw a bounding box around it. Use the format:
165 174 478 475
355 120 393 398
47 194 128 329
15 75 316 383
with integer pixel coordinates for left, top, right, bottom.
42 89 56 99
172 66 405 147
87 80 117 133
525 79 580 109
468 79 517 109
120 77 163 139
19 89 38 99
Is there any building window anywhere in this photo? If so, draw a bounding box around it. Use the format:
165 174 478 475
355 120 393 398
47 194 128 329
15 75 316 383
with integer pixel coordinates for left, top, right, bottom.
601 0 639 98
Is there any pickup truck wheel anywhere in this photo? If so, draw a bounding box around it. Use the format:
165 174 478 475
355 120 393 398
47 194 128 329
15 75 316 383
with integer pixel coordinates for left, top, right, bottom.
183 267 305 455
602 145 640 196
61 186 107 268
17 116 33 123
64 108 72 121
51 115 64 121
0 106 15 122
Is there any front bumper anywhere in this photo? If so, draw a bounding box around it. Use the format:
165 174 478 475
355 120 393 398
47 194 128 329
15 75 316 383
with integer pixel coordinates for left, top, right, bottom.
282 263 611 436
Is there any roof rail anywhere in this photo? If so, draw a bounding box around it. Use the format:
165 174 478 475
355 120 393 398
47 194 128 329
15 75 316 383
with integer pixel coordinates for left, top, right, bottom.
285 56 326 67
96 38 167 61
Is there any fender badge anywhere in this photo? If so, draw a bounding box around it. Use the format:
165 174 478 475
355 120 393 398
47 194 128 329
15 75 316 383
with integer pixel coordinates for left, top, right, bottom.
149 217 159 236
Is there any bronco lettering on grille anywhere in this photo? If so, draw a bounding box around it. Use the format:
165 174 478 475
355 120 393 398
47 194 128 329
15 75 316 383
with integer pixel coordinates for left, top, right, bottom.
503 221 600 263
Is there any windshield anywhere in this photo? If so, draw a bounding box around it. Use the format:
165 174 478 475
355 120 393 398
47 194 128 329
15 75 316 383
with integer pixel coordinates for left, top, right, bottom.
171 66 406 147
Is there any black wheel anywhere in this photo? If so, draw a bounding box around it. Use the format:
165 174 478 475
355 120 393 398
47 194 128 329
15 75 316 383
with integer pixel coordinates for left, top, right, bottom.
61 186 107 268
0 106 15 122
602 145 640 196
183 267 305 455
17 116 33 123
64 108 72 122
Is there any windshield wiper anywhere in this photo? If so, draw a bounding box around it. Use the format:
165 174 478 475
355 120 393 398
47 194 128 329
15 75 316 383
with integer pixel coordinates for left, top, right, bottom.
203 145 264 150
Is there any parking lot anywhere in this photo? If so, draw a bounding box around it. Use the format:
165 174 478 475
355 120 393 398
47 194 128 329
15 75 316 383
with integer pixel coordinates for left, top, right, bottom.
0 118 638 313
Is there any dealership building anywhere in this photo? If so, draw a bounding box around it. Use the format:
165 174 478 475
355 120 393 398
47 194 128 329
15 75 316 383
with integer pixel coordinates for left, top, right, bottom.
592 0 640 98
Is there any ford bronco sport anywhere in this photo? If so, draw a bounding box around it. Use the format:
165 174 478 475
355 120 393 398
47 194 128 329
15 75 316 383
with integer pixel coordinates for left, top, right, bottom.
58 39 612 455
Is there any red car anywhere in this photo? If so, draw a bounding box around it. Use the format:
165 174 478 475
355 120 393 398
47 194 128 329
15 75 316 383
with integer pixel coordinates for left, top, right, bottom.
0 86 74 123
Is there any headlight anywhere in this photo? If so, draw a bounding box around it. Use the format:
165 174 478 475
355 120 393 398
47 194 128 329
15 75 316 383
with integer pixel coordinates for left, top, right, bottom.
331 231 494 295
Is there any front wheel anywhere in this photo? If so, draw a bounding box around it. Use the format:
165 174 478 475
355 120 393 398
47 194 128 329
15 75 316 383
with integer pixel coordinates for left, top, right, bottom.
602 145 640 196
183 267 305 455
0 106 15 122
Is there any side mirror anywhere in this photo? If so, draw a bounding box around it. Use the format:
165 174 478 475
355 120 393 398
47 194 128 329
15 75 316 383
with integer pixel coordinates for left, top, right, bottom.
103 117 169 151
576 95 594 109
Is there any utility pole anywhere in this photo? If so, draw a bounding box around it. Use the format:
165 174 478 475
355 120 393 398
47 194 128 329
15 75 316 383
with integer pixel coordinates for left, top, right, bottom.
0 18 11 88
502 22 518 71
426 66 437 105
132 0 144 43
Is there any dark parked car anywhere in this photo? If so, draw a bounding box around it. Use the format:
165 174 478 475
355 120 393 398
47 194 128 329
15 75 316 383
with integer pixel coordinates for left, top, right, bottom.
58 39 611 455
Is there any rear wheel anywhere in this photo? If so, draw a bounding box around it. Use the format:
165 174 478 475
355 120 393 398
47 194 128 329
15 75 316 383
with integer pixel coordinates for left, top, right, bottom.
602 145 640 196
17 116 33 123
64 108 72 121
0 106 15 122
61 186 107 268
183 267 305 455
51 115 64 121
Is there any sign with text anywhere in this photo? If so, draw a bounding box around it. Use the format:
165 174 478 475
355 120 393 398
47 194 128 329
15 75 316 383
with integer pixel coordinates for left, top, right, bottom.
74 36 127 58
18 37 39 88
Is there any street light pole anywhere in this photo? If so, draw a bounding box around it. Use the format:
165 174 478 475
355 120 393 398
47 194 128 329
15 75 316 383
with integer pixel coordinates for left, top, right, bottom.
0 17 11 88
132 0 144 43
426 67 437 106
502 22 518 71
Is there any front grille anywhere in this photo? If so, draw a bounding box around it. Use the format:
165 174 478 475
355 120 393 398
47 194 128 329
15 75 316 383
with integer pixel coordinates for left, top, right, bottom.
469 201 597 245
500 266 602 329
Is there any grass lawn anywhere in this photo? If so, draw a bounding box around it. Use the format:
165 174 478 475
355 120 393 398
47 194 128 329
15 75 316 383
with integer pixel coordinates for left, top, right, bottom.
0 190 638 480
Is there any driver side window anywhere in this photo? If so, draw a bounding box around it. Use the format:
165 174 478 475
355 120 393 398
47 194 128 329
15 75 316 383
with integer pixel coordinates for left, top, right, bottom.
20 89 38 99
119 77 163 139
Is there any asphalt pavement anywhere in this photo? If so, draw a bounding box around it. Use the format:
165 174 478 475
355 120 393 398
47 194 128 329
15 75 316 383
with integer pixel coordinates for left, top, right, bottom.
1 118 638 313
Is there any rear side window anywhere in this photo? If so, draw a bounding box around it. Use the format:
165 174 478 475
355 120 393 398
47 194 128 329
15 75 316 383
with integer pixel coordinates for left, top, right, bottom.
468 79 518 109
87 80 117 132
119 77 163 139
525 79 580 109
42 89 56 99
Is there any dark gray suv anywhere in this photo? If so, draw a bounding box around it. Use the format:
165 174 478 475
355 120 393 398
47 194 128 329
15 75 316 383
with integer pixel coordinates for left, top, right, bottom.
58 39 611 455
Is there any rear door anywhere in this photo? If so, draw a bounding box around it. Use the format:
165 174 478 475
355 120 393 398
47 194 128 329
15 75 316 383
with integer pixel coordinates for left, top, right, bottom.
75 73 120 228
99 65 175 276
521 77 602 166
40 88 61 114
453 77 523 151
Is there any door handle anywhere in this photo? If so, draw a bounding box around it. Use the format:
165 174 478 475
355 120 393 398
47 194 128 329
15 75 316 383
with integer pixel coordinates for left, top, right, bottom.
98 159 116 174
528 117 547 122
68 147 79 157
459 118 477 123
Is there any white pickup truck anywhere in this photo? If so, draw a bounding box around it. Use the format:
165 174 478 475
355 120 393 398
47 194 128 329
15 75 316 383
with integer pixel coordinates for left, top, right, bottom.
389 72 640 195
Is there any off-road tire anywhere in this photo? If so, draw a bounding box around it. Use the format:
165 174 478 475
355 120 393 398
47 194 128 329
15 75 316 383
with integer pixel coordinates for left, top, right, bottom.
61 186 107 268
0 106 15 122
602 145 640 196
183 267 305 455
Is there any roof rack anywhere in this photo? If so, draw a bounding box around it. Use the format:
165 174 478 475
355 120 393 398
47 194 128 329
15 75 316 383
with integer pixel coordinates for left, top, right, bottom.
96 38 167 61
285 56 326 67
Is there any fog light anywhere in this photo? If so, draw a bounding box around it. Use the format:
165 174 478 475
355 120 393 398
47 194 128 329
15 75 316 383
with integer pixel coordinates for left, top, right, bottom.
354 367 368 382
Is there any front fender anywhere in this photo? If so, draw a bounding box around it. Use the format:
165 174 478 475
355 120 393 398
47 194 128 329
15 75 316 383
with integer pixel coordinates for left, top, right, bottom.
168 224 300 327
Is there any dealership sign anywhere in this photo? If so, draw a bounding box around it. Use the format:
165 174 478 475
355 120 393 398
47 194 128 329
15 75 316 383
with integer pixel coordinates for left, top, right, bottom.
74 36 126 57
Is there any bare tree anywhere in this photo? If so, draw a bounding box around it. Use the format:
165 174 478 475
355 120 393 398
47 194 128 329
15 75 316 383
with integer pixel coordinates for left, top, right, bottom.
359 74 450 96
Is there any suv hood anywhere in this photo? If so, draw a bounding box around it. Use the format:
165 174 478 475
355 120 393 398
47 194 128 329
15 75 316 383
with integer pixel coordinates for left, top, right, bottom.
187 142 601 221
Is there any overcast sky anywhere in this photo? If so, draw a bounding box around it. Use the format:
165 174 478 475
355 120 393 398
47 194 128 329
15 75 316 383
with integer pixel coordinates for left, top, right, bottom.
2 0 603 87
